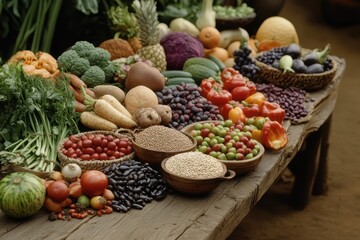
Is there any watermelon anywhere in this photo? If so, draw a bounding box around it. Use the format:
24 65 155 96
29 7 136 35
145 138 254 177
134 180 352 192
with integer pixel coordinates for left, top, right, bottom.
0 172 46 218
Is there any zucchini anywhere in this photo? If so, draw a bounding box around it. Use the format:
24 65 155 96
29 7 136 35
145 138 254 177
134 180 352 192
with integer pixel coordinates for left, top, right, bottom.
161 70 193 78
166 77 196 86
183 57 220 72
183 64 218 85
207 55 226 71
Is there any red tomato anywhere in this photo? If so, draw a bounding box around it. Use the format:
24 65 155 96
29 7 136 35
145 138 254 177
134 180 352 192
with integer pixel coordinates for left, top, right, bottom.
47 180 70 203
118 140 129 149
231 86 251 101
92 136 102 146
107 141 117 150
81 170 108 198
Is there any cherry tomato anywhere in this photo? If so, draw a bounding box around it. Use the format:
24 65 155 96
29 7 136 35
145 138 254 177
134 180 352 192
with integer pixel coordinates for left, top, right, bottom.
82 139 93 148
107 141 117 150
118 140 129 149
81 170 108 197
63 139 73 149
47 180 70 203
92 136 102 146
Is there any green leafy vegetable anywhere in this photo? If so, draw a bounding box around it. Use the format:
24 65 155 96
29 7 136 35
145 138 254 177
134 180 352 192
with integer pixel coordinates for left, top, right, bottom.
75 0 99 15
0 64 79 172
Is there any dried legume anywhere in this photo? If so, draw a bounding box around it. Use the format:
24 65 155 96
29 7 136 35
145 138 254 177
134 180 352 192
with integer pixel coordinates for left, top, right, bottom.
103 159 168 213
135 125 194 152
164 152 224 179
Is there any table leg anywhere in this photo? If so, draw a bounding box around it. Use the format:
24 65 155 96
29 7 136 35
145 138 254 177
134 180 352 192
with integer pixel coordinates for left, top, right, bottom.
312 115 332 195
288 114 332 210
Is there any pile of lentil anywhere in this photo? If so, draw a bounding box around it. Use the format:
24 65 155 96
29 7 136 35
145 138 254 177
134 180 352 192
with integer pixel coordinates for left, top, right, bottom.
134 125 194 152
103 159 168 212
255 83 315 122
164 152 224 179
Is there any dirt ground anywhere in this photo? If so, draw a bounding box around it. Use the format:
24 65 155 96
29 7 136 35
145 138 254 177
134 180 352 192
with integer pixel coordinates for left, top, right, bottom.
227 0 360 239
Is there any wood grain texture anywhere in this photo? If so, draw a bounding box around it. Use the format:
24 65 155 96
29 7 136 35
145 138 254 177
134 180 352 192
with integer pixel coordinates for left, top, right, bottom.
0 57 346 240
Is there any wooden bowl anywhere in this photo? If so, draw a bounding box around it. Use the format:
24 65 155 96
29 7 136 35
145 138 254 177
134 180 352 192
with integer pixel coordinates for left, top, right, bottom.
132 132 197 166
219 141 265 175
216 12 256 31
181 120 265 175
161 158 236 195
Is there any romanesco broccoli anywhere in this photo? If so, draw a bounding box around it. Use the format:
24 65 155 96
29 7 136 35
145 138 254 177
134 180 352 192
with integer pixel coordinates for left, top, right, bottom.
70 41 95 59
81 65 106 87
69 57 90 76
57 50 79 72
87 48 111 67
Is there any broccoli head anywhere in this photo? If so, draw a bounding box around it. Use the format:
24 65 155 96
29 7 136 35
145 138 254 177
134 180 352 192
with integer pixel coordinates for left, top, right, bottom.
87 48 111 67
69 57 90 76
71 41 95 59
102 61 117 82
80 65 106 87
57 50 79 72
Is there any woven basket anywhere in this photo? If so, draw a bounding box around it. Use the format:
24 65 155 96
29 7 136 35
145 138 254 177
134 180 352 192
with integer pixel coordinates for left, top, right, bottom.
255 55 337 91
57 130 135 171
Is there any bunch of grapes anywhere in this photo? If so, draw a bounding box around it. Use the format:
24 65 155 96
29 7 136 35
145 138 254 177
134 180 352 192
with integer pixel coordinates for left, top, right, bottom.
233 44 261 82
255 47 287 65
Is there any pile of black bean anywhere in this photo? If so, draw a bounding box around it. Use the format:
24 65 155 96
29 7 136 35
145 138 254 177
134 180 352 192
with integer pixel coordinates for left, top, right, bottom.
156 83 223 130
103 159 169 213
255 83 315 122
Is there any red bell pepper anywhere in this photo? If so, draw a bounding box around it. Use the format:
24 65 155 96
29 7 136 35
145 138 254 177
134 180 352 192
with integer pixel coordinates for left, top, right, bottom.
239 101 260 118
220 67 247 92
200 78 221 98
260 101 286 124
261 120 288 150
206 87 232 106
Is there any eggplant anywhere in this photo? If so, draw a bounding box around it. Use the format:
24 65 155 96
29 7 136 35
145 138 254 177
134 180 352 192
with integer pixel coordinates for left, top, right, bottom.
279 55 295 73
292 59 306 73
305 63 324 74
285 43 301 59
303 44 331 66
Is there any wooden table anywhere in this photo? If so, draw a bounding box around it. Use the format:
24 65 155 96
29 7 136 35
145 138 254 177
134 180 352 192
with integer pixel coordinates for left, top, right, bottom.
0 57 346 240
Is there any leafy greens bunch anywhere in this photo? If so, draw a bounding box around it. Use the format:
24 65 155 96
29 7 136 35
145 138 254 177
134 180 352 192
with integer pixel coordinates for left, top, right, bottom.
0 64 79 172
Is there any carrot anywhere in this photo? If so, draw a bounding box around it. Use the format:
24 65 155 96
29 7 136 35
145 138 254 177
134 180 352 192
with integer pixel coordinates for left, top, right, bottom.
65 72 87 89
94 99 137 129
85 87 96 99
100 94 133 120
73 88 85 103
80 111 118 131
74 101 86 113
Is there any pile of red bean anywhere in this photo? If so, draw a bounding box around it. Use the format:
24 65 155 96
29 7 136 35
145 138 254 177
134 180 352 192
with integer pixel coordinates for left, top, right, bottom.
156 83 223 130
255 83 315 122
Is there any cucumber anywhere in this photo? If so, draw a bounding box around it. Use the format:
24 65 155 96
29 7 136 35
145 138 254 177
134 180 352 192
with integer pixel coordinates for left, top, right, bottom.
207 55 226 71
183 64 218 85
161 70 193 78
166 77 196 86
183 57 221 72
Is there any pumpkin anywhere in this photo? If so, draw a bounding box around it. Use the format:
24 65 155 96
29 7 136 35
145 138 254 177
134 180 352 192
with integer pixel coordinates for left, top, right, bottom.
0 172 46 218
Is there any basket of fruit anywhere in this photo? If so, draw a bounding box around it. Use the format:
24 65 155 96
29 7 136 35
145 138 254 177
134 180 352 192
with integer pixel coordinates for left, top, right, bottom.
57 130 135 171
181 120 265 175
254 44 337 91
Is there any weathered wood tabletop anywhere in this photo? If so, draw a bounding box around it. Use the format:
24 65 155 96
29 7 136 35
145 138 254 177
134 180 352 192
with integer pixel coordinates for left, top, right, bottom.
0 57 346 240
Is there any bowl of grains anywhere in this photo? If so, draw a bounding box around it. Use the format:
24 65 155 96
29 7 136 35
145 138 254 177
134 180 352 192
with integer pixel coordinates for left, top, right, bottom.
132 125 197 165
161 152 236 195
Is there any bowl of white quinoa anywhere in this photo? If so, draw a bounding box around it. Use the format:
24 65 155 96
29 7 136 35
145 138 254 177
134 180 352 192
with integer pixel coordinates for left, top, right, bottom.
161 152 236 195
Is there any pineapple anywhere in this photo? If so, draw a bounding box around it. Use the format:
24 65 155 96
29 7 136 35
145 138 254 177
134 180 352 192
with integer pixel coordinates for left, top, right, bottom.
132 0 167 71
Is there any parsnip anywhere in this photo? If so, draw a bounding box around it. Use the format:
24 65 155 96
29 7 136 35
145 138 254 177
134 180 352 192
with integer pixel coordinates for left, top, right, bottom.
94 99 137 129
100 94 133 120
80 111 117 131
